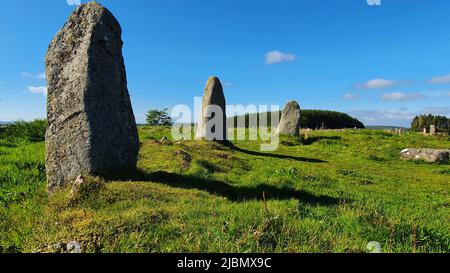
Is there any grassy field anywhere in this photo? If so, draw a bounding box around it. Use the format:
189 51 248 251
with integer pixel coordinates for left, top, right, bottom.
0 126 449 253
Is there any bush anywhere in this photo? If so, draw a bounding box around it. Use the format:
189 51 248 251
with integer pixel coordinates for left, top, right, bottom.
0 119 47 143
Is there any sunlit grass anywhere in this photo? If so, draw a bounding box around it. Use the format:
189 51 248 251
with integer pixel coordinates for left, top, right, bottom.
0 127 449 253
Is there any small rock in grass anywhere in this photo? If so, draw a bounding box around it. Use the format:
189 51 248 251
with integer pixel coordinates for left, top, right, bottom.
400 148 450 163
366 241 382 253
67 241 81 253
175 150 192 170
160 136 173 145
70 175 85 196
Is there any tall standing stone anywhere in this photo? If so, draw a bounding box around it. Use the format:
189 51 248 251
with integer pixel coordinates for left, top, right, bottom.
45 2 139 192
276 101 301 136
196 76 227 141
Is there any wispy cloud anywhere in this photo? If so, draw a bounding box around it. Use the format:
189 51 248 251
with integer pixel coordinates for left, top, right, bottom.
420 106 450 116
265 50 296 64
424 90 450 98
354 78 398 90
380 92 426 101
342 93 359 100
430 74 450 84
27 86 47 96
66 0 81 6
348 109 416 126
21 72 46 80
348 106 450 126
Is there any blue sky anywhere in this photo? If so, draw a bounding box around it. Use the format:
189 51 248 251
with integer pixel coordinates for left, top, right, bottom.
1 0 450 127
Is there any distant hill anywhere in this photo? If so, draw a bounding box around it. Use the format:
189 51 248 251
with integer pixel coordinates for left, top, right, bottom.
228 109 365 129
0 121 12 126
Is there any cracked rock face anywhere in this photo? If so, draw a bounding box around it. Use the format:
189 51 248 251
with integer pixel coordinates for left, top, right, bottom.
196 76 227 141
276 101 301 136
45 2 139 192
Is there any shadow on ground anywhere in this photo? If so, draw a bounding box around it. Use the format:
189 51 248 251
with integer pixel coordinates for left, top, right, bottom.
224 142 327 163
104 169 346 206
302 136 342 145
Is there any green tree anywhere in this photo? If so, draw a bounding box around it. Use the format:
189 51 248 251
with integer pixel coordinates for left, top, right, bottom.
146 108 173 126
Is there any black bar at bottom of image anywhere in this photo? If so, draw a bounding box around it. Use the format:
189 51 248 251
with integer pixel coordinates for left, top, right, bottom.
0 253 446 272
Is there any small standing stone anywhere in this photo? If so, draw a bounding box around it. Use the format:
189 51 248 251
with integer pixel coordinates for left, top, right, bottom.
196 76 227 141
430 125 436 135
276 101 301 136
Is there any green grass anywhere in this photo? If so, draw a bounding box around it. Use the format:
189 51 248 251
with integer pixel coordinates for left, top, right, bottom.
0 127 449 253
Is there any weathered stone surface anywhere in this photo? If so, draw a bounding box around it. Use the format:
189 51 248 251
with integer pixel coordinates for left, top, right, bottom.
276 101 301 136
196 76 227 141
45 2 139 192
400 148 450 163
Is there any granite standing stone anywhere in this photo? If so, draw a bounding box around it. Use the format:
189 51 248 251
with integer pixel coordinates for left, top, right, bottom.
276 101 301 136
196 76 227 141
45 2 139 192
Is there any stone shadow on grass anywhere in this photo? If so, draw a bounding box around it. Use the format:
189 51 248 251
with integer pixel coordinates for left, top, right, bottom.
104 169 346 206
224 142 327 163
302 136 342 145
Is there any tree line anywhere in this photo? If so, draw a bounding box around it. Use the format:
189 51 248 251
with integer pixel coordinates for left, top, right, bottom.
229 109 365 129
0 119 47 144
411 114 450 133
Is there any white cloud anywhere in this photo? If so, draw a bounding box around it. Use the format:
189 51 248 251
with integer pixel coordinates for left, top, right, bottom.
66 0 81 6
21 72 46 80
342 93 359 100
265 50 296 64
27 86 47 96
354 78 397 90
430 74 450 84
222 81 233 88
380 92 425 101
